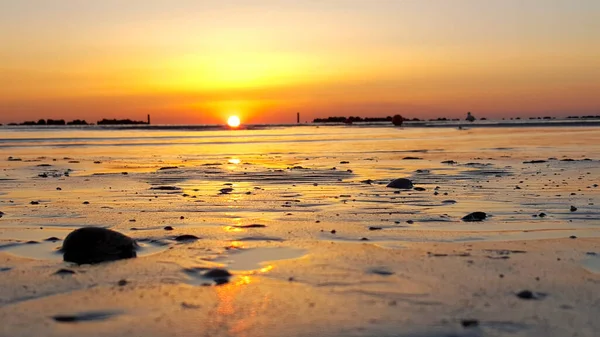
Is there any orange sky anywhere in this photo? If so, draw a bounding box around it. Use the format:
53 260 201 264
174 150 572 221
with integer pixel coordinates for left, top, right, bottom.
1 0 599 124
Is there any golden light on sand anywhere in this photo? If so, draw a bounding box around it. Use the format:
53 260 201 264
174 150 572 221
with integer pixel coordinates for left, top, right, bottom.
227 115 241 128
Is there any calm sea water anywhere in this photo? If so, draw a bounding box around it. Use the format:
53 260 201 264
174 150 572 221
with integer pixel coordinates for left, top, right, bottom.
2 124 600 160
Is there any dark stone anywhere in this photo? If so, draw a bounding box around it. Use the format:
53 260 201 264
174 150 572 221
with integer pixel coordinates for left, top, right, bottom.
30 201 40 205
54 269 75 275
62 227 137 264
523 160 547 164
413 187 426 191
368 226 382 231
386 178 413 189
441 160 457 164
330 229 337 234
516 290 534 299
570 206 577 212
462 212 487 222
516 290 546 300
174 234 199 242
461 319 479 328
44 237 61 242
539 212 547 217
219 188 234 194
232 224 267 228
52 311 121 323
569 235 577 239
150 186 181 191
158 166 179 170
369 267 394 276
204 269 232 278
402 157 422 160
82 201 90 205
164 226 174 231
0 211 4 218
118 279 128 286
201 268 232 285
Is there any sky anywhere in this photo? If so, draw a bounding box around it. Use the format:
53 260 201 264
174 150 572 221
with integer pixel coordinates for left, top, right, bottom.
1 0 599 124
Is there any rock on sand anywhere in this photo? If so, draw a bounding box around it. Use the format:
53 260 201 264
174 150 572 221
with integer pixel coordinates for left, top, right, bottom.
62 227 137 264
386 178 413 189
462 212 487 222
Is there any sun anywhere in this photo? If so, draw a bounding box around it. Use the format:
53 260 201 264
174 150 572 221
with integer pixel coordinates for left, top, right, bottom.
227 115 241 128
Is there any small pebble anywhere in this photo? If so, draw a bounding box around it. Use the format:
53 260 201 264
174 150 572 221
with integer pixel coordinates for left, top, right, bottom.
175 234 199 242
461 319 479 328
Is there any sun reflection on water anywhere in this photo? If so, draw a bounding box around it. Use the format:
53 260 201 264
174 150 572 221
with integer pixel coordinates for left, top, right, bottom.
213 272 272 337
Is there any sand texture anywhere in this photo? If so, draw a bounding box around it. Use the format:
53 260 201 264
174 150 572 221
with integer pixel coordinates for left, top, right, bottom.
1 125 599 336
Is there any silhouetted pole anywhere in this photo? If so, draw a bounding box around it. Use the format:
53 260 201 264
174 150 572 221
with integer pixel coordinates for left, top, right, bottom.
147 114 151 125
297 112 300 124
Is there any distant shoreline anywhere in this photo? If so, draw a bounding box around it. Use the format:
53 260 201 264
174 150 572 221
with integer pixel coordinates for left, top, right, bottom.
2 118 600 130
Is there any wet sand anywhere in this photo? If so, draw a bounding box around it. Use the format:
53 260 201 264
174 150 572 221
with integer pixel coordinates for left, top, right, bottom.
1 125 599 336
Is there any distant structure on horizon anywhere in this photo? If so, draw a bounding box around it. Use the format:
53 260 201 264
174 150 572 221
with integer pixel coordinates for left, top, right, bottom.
147 114 151 125
392 114 404 126
297 112 300 124
96 118 147 125
466 112 476 122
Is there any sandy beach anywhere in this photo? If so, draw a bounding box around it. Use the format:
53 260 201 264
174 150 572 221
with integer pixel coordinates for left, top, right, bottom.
1 124 599 337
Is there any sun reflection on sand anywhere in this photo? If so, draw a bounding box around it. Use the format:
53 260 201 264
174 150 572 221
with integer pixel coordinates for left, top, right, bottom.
212 271 274 337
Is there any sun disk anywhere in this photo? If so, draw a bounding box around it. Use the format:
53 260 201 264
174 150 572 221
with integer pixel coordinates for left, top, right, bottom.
227 115 241 128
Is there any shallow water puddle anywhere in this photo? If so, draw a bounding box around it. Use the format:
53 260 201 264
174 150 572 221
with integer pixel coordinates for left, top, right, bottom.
136 241 170 257
582 255 600 274
0 241 63 260
213 247 308 271
0 227 70 241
